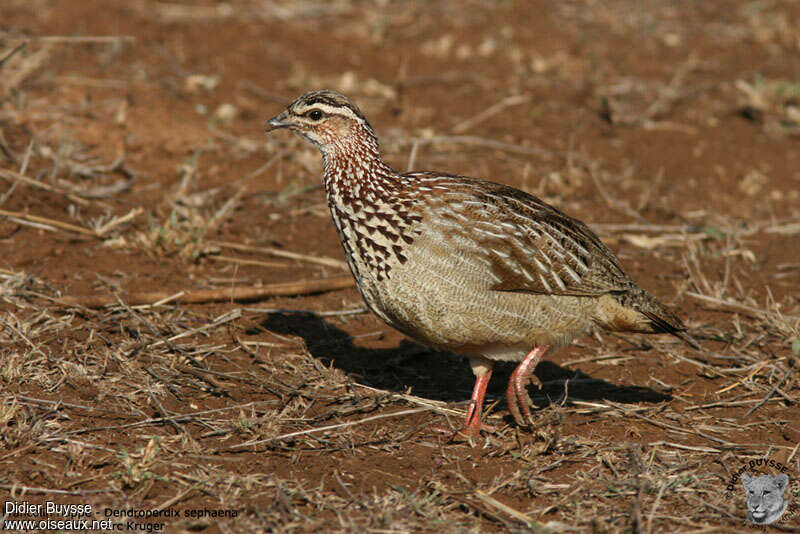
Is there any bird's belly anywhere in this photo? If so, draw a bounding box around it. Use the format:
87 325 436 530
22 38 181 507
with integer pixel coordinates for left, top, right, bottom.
362 246 598 360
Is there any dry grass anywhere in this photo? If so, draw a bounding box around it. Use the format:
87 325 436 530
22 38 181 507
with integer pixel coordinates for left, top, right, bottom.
1 1 799 532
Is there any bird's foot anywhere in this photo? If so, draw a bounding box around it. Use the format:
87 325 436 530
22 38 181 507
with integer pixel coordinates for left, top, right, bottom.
505 345 549 427
432 420 497 442
506 376 535 427
432 367 495 443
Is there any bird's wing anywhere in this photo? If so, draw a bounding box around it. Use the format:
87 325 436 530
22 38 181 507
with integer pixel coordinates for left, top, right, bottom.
409 173 633 297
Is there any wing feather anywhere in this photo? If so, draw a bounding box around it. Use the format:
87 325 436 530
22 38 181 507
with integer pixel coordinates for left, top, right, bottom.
409 173 634 297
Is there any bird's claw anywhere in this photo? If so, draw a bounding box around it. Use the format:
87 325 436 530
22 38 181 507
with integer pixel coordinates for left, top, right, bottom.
432 421 496 443
506 377 536 427
530 375 543 390
506 345 549 427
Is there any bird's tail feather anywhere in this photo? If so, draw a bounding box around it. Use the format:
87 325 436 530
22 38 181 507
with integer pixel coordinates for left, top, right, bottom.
641 309 701 350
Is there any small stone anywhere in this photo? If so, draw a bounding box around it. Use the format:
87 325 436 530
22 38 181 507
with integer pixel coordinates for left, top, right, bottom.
215 103 238 123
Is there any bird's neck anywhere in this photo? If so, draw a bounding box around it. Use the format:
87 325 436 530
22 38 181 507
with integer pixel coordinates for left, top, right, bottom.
322 138 397 208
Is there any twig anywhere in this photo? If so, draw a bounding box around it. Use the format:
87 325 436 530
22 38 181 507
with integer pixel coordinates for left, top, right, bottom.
452 94 530 134
570 400 651 414
237 80 290 105
648 441 721 453
231 150 285 184
57 275 355 308
0 443 36 462
0 168 68 194
0 484 109 496
12 395 101 413
742 367 793 419
4 215 61 233
391 135 552 159
588 165 649 224
472 490 540 528
225 407 431 450
605 401 690 436
45 401 279 437
764 222 800 235
93 207 143 236
646 482 668 534
53 75 130 88
644 53 699 119
686 398 783 411
715 361 770 394
132 292 185 309
352 383 464 416
1 41 52 96
562 353 635 367
0 41 27 68
0 208 96 236
593 223 695 233
30 35 136 43
406 139 419 172
146 377 192 438
208 255 289 269
0 131 16 166
787 441 800 464
155 484 199 511
688 292 800 322
242 306 366 317
209 240 348 270
667 351 726 378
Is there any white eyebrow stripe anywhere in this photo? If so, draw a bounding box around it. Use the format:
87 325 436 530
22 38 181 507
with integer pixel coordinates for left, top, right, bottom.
295 102 363 123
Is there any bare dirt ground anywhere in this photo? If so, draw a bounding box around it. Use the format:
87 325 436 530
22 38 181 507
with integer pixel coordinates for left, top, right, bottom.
1 1 799 532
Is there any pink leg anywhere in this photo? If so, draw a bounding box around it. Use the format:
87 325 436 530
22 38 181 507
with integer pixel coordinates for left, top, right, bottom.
462 369 493 438
432 365 495 440
506 345 549 426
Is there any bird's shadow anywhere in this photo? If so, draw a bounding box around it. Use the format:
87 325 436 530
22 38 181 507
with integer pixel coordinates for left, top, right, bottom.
255 312 671 409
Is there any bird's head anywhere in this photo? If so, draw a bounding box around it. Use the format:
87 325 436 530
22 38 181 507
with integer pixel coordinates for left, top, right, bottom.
265 90 378 155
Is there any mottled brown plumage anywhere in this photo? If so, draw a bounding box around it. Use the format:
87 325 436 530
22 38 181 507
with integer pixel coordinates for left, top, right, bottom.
265 90 698 438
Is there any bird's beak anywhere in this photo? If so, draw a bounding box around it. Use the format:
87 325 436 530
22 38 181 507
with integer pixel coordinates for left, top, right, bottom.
264 111 291 132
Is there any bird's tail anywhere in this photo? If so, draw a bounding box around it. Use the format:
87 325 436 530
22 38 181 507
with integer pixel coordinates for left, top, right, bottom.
640 309 701 350
613 286 701 350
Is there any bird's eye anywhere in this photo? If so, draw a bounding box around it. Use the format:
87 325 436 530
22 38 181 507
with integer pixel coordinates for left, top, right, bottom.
308 110 323 121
